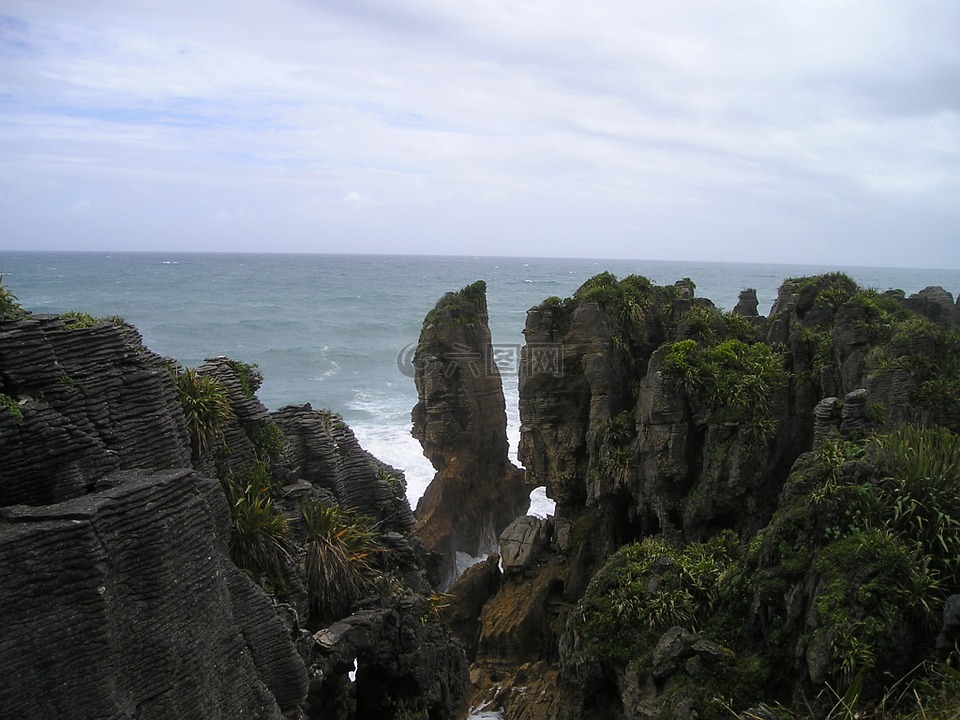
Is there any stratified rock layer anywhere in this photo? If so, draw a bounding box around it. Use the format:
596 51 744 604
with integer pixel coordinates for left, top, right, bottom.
411 282 528 588
0 468 308 718
0 315 191 506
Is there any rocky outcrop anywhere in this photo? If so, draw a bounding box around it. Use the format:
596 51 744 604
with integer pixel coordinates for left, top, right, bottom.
411 281 528 588
1 309 468 720
303 594 467 720
0 468 308 718
459 272 960 719
273 403 415 534
0 314 191 506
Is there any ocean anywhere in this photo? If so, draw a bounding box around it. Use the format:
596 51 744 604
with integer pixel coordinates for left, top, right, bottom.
2 251 958 517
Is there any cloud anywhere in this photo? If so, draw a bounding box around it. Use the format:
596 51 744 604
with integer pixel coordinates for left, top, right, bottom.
0 0 957 267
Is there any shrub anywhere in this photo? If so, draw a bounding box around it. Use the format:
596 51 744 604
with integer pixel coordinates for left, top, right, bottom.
300 500 379 623
176 368 235 463
60 311 98 329
220 470 292 585
424 280 488 327
661 337 787 436
0 275 23 317
572 532 740 664
226 359 263 398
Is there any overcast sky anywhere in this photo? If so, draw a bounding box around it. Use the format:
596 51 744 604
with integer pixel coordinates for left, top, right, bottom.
1 1 958 267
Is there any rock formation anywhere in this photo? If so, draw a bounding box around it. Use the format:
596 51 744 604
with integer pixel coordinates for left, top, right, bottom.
457 272 960 720
411 281 528 588
0 468 308 718
1 307 466 720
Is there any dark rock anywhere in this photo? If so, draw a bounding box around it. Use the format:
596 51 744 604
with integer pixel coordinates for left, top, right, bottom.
733 288 760 317
936 594 960 663
306 596 467 720
272 403 415 533
0 469 308 718
0 315 192 507
499 515 547 575
412 282 528 588
441 554 503 661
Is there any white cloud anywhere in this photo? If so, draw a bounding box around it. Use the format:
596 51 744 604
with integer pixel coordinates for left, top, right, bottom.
0 0 957 266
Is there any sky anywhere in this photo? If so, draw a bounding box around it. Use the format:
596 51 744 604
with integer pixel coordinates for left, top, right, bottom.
0 1 958 267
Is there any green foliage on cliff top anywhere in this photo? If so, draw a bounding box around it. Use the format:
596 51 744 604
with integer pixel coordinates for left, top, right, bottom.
424 279 488 327
661 337 787 436
226 359 263 399
869 319 960 433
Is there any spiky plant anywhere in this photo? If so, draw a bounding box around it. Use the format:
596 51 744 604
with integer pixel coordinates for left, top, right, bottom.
868 424 960 585
300 500 379 623
176 368 234 464
220 470 292 584
0 275 23 317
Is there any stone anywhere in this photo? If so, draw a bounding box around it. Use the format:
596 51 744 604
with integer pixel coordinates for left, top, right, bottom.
733 288 760 317
499 516 546 575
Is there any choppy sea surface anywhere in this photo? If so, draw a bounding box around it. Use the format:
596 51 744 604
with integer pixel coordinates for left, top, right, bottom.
3 251 958 517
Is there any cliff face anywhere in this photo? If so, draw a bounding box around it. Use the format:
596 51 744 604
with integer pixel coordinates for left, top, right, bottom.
1 307 466 720
0 312 308 717
459 273 960 719
411 281 528 588
0 468 307 718
0 314 192 506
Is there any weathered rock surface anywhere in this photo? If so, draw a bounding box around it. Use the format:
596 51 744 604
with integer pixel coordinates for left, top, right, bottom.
0 315 191 506
462 272 960 719
2 309 468 720
0 468 308 718
273 403 415 533
411 282 528 588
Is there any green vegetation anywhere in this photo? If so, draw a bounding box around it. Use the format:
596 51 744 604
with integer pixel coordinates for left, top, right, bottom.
220 467 292 585
300 500 379 623
0 275 24 317
661 337 787 437
226 359 263 399
250 420 286 464
60 311 98 329
0 393 23 423
176 368 235 464
423 280 488 327
572 532 740 665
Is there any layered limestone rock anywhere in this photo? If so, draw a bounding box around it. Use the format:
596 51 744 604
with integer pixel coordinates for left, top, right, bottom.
1 308 467 720
411 281 528 588
0 468 308 718
273 403 416 534
0 314 192 506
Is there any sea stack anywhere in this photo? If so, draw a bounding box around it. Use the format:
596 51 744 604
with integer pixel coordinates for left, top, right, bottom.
411 281 528 589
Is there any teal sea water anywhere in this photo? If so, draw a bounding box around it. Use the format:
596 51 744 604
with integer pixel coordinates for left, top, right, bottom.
2 251 958 512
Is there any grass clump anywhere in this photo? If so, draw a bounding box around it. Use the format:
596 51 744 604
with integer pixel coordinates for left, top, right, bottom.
0 393 23 423
300 500 380 623
220 467 292 586
176 368 235 464
60 311 98 329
